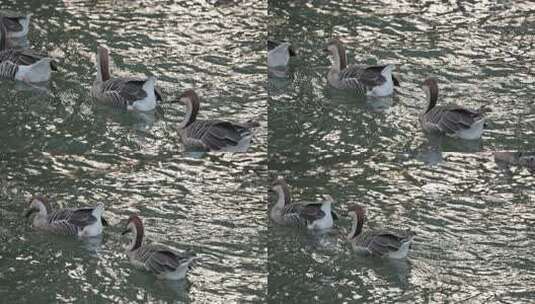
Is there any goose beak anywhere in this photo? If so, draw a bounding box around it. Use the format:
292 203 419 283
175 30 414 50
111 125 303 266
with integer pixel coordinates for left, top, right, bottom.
322 47 329 53
121 228 131 235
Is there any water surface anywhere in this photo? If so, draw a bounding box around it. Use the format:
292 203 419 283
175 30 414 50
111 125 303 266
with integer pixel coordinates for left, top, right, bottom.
268 1 534 303
0 0 267 303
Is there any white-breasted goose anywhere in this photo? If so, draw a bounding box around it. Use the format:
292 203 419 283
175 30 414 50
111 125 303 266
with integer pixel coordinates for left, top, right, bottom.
0 18 56 83
270 178 338 230
324 38 399 97
24 196 107 238
90 45 163 112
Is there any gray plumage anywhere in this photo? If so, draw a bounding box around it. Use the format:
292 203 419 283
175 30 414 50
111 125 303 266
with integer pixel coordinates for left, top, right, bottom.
92 77 162 110
270 178 338 229
420 78 485 139
351 228 415 257
123 215 196 280
130 243 196 276
91 46 162 111
275 200 333 226
421 104 484 133
176 89 259 152
336 64 397 93
25 197 105 237
324 38 399 96
348 205 415 259
0 18 56 82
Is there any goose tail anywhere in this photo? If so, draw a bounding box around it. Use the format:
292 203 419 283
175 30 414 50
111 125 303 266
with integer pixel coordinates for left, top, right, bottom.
16 58 52 83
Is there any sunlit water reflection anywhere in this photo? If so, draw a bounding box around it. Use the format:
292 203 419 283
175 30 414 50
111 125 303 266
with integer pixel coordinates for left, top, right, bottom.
269 1 534 303
0 0 266 303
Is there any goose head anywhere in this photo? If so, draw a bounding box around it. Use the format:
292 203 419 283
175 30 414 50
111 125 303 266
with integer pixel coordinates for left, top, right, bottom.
270 178 291 206
174 89 200 129
421 78 439 113
24 196 48 218
122 215 144 251
323 38 347 70
347 205 366 240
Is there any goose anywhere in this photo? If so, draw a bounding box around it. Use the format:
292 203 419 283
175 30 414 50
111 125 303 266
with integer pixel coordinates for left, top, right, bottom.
0 18 56 83
494 151 535 171
347 205 415 259
121 215 196 280
24 196 107 238
323 38 399 97
420 78 486 140
0 11 32 38
173 89 259 152
270 178 338 230
267 40 296 68
91 45 163 112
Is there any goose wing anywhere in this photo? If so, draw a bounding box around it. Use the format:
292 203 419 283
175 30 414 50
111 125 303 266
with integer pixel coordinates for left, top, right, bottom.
423 104 484 134
283 201 325 223
47 207 97 227
361 229 414 256
185 120 253 151
0 49 56 69
136 244 194 274
97 77 162 109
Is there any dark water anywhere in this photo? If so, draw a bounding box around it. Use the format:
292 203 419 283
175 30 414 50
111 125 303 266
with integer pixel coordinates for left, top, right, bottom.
0 0 266 303
268 1 535 303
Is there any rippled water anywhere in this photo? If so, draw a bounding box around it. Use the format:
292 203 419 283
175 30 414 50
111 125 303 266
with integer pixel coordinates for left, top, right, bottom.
268 151 535 303
269 0 535 153
0 0 266 303
269 1 534 304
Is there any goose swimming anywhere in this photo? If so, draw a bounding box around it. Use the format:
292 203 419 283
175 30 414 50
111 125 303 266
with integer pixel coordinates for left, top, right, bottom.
91 45 162 112
122 215 196 280
174 89 259 152
420 78 486 140
267 40 296 68
24 196 107 238
0 11 32 38
347 205 415 259
0 18 56 83
494 151 535 172
324 38 399 97
270 178 338 230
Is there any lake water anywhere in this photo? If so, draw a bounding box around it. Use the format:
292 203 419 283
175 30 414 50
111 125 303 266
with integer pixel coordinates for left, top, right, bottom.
268 1 535 303
0 0 266 303
1 0 534 303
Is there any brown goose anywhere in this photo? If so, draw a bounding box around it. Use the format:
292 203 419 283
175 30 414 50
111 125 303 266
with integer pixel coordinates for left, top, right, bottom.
323 38 399 96
270 178 338 230
90 45 162 112
420 78 486 140
174 89 259 152
0 18 56 83
122 215 196 280
0 10 32 38
24 196 107 238
347 205 415 259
